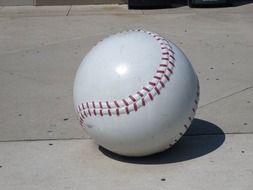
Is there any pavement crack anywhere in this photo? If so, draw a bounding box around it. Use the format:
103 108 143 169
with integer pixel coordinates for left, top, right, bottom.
66 5 72 16
199 85 253 109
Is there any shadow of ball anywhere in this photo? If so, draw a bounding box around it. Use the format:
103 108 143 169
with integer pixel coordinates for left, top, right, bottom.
99 118 225 164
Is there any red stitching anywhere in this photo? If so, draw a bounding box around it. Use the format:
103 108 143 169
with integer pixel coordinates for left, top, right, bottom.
125 107 129 114
106 101 111 109
164 74 170 81
169 61 175 67
170 55 175 60
154 87 160 94
160 81 165 88
81 112 85 119
114 100 120 108
108 109 112 116
148 93 153 100
129 95 136 102
142 98 145 106
157 70 165 74
134 103 138 111
154 76 161 80
143 87 150 92
167 68 173 74
123 99 129 106
149 82 156 86
77 30 180 125
137 91 144 97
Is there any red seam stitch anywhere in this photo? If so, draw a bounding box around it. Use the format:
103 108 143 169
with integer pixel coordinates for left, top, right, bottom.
142 98 145 106
83 111 87 117
106 101 111 109
143 87 150 92
100 110 103 116
125 107 129 114
160 81 165 88
170 55 175 60
80 112 85 119
129 95 136 102
154 87 160 94
169 61 175 67
148 93 153 100
164 74 170 81
167 68 173 74
77 30 178 121
154 76 161 80
149 82 156 86
134 103 138 111
123 99 129 106
157 70 165 74
93 109 97 116
137 91 144 97
108 109 112 116
114 100 120 108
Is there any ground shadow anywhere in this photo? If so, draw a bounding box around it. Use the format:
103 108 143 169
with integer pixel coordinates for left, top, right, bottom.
99 119 225 164
128 0 253 9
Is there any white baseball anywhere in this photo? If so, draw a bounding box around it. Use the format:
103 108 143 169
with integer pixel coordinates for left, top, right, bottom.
73 30 199 157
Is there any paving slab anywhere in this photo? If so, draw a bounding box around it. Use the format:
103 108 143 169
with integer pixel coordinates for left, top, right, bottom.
0 6 70 17
0 134 252 190
69 4 142 15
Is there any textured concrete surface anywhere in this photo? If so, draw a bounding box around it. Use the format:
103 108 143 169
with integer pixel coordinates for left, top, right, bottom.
0 4 252 189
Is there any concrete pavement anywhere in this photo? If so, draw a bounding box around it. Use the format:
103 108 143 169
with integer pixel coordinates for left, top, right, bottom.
0 4 253 189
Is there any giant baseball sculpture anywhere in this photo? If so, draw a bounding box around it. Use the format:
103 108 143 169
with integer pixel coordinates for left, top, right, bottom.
74 30 199 156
